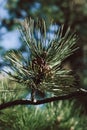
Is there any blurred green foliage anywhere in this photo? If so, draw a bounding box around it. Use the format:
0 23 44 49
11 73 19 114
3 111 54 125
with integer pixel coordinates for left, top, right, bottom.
0 78 28 104
0 79 87 130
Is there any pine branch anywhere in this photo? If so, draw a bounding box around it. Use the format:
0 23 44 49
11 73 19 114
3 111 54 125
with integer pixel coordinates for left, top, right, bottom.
0 89 87 110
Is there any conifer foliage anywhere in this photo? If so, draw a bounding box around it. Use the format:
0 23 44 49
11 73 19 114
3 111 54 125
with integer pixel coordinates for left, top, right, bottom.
4 18 79 101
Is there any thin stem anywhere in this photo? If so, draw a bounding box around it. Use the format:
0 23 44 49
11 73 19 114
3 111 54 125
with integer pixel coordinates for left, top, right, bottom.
31 88 35 102
0 89 87 110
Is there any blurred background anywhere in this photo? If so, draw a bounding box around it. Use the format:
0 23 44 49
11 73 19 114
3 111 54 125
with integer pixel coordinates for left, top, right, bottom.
0 0 87 129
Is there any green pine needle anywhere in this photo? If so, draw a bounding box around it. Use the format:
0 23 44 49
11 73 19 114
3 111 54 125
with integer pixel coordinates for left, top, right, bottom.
4 18 79 96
